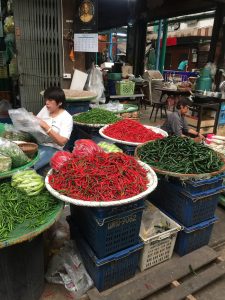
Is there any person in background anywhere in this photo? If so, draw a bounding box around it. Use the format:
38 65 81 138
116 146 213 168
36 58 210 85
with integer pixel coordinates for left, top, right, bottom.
161 98 205 140
33 86 73 170
178 59 188 71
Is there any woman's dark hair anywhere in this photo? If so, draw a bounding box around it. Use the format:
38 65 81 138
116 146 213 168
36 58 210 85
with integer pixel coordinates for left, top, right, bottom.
43 86 66 108
176 98 192 109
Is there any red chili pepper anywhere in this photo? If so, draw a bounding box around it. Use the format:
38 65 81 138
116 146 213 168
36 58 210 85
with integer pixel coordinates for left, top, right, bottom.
49 152 149 202
103 119 164 143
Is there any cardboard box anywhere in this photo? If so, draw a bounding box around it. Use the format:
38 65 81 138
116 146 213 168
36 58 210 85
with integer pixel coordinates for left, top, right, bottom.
189 125 213 134
217 125 225 136
186 115 215 127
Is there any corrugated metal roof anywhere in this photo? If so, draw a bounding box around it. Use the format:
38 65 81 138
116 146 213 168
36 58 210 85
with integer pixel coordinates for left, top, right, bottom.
148 26 213 40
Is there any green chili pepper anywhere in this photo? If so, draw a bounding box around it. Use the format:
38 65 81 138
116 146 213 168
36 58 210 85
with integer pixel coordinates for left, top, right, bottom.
0 182 60 241
137 136 224 174
73 108 120 125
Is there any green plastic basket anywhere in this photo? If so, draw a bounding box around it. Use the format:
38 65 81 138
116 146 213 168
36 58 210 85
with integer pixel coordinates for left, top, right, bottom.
116 81 135 96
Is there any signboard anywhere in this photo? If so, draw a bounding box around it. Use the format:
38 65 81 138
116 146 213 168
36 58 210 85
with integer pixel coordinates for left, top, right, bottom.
74 33 98 52
74 0 98 33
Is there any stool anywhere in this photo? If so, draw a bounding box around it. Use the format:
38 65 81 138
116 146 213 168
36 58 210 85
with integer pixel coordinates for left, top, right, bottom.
149 102 167 122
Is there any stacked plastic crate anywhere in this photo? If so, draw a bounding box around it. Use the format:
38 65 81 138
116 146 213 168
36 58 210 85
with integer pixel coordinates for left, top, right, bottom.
149 174 225 256
219 103 225 126
68 200 145 291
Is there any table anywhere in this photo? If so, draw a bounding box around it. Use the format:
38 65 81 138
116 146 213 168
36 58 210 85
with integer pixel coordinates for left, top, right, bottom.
156 88 191 101
109 94 144 108
190 98 225 134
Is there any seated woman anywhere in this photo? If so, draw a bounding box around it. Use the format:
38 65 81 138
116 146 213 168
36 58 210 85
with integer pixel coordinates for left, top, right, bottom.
161 98 204 140
33 86 73 170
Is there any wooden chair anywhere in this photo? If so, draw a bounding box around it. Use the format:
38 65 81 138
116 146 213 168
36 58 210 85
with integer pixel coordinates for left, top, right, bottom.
138 82 152 109
149 79 167 122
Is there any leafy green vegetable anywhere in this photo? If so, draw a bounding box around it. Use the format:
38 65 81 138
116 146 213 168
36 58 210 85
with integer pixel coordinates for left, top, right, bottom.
11 170 44 195
0 137 30 168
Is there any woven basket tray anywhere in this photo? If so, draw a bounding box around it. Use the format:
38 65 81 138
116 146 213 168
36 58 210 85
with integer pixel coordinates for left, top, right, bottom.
17 142 38 158
45 161 158 207
135 142 225 180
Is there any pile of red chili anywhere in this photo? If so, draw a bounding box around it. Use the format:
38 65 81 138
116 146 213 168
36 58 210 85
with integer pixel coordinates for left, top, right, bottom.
103 119 164 143
49 152 149 202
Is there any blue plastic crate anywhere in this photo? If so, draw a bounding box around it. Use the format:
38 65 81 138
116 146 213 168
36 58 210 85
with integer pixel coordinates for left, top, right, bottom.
71 199 144 219
168 173 225 195
175 216 217 256
70 200 144 258
77 236 143 291
149 179 223 227
221 103 225 111
115 143 136 156
219 111 225 125
108 79 116 95
66 101 90 115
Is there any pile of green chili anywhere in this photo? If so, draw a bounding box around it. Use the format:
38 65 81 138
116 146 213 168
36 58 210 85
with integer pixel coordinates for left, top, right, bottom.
73 108 120 124
0 183 60 241
137 136 224 174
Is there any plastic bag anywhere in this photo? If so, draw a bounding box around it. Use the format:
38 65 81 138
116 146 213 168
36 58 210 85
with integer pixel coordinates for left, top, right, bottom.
0 137 30 168
98 141 123 153
45 241 93 298
140 204 171 240
1 124 32 141
85 65 105 103
8 108 52 144
72 139 103 157
50 151 73 171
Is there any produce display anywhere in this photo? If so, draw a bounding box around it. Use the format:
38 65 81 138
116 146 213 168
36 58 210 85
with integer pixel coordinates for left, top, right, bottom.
11 170 44 196
0 137 30 168
102 119 164 143
73 108 120 125
98 141 123 153
0 183 60 241
49 152 149 202
137 136 224 174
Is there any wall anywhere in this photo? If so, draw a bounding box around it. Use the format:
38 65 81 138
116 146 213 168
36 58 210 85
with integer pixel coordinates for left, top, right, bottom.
62 0 86 89
165 45 198 71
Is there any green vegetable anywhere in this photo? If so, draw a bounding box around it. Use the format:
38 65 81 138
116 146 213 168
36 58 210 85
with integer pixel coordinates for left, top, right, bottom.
73 108 120 124
98 141 123 153
0 182 60 241
11 169 44 195
0 153 12 172
137 136 224 174
0 137 30 168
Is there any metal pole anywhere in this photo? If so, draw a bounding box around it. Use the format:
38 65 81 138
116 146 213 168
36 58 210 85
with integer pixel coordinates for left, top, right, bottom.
109 33 113 62
156 20 162 70
208 3 225 63
159 19 168 74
